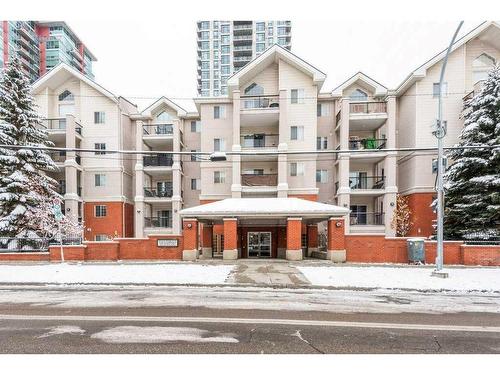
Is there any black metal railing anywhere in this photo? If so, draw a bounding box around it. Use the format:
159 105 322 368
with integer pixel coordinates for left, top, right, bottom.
334 181 339 194
143 154 174 167
350 212 385 226
241 174 278 187
349 101 387 114
241 134 279 148
144 217 172 228
75 121 83 135
336 111 341 125
348 138 386 150
0 236 82 252
349 176 385 190
77 186 82 196
143 123 174 135
241 95 280 109
49 151 66 163
45 118 66 131
144 187 173 198
75 153 81 165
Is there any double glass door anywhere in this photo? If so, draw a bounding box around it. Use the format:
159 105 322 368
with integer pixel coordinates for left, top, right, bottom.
248 232 271 258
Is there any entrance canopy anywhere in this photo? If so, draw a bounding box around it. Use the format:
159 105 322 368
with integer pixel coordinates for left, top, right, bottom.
179 198 349 224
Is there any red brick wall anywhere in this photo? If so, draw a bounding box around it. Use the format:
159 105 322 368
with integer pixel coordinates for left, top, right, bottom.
307 225 318 248
0 252 50 261
182 219 198 251
424 241 463 265
287 219 302 250
49 246 86 261
328 219 345 250
201 225 213 248
405 193 435 237
223 219 238 250
124 202 134 238
462 245 500 266
84 202 127 241
85 242 119 261
345 234 389 263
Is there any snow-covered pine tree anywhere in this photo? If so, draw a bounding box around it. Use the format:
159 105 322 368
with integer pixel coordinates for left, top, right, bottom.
443 64 500 240
0 57 60 238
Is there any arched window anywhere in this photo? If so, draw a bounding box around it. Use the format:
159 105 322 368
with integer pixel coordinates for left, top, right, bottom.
244 82 264 96
155 111 174 122
472 53 496 83
58 90 74 101
350 89 368 102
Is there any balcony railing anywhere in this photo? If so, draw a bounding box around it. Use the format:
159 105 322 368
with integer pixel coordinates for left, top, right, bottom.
77 186 82 197
348 138 386 150
143 154 174 167
350 212 385 226
349 176 385 190
233 35 253 41
143 123 173 135
234 56 252 62
43 118 82 135
233 45 253 51
145 216 172 228
241 174 278 187
241 134 279 148
49 152 66 163
242 95 280 110
350 101 387 114
144 187 173 198
336 110 341 125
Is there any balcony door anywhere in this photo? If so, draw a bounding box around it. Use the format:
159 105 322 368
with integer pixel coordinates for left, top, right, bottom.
350 205 367 225
157 210 170 228
248 232 271 258
349 172 367 189
156 181 172 197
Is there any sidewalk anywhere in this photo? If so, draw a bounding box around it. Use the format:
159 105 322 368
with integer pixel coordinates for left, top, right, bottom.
0 260 498 292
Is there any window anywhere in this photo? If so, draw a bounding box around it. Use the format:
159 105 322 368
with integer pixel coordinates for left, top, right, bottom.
94 111 105 124
290 162 305 176
221 35 230 44
278 27 287 35
214 171 225 183
201 41 209 50
316 137 328 150
214 105 225 119
221 45 230 53
191 178 200 190
58 90 74 101
472 53 495 83
316 169 328 183
221 66 230 75
199 21 209 30
290 126 304 141
350 89 368 102
200 31 209 39
317 103 330 117
221 55 230 64
278 37 287 46
95 205 107 217
201 61 209 69
201 71 210 80
94 143 106 155
213 80 220 89
290 89 304 104
94 174 106 187
433 82 448 98
244 82 264 96
256 33 265 42
213 40 219 49
432 157 448 173
190 150 198 161
191 120 201 132
256 22 265 32
94 234 109 241
221 25 230 33
156 112 173 123
256 43 265 52
202 81 210 90
201 51 210 60
214 138 226 152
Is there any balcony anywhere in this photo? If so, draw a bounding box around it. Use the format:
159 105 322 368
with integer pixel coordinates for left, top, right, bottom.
242 96 280 110
350 176 385 190
348 138 386 150
49 151 66 164
241 174 278 196
350 212 385 226
43 118 83 136
241 134 279 149
142 123 174 148
349 101 388 131
144 187 173 199
144 217 172 229
233 35 253 41
143 154 174 167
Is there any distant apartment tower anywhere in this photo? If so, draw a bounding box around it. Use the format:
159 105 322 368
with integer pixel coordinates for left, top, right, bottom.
196 20 292 97
0 21 96 82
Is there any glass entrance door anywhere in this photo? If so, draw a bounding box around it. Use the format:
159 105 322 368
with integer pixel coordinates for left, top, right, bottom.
248 232 271 258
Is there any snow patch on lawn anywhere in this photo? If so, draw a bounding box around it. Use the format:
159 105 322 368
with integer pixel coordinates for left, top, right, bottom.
297 266 500 292
0 263 234 285
91 326 239 344
38 325 85 338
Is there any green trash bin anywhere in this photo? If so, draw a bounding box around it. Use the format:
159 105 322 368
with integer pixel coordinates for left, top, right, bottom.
407 238 425 264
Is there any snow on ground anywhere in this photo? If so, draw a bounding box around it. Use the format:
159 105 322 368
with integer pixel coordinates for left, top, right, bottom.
0 263 234 285
297 266 500 292
91 326 239 344
37 325 86 338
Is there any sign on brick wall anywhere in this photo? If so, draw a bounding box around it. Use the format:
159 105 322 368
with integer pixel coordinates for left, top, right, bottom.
157 239 179 247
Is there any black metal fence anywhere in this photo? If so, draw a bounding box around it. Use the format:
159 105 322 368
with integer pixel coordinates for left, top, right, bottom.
0 236 82 253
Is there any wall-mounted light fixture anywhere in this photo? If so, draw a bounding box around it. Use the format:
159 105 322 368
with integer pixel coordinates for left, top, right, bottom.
335 221 342 228
390 202 395 207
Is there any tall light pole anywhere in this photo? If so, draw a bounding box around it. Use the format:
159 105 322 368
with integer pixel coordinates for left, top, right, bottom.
433 21 464 277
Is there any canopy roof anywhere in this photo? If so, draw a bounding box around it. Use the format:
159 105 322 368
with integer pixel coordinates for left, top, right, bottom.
179 198 349 221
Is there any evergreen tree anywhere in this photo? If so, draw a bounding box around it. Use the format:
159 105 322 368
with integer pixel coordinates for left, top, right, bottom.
443 65 500 240
0 58 59 238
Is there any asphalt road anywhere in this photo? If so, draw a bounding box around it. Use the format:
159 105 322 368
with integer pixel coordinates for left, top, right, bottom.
0 285 499 354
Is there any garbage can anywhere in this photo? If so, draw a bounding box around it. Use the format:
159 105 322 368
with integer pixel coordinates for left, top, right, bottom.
407 238 425 264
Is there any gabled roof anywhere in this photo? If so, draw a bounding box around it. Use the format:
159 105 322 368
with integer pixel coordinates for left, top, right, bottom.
31 62 117 103
179 198 349 220
141 96 188 118
396 21 500 95
227 44 326 95
331 71 388 97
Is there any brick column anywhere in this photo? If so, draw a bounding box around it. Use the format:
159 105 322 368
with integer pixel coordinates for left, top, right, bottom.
328 218 346 262
307 224 318 256
182 218 198 261
223 218 238 260
286 218 303 261
201 224 213 259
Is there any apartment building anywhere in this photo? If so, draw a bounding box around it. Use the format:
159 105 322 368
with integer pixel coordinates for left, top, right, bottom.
196 20 291 97
26 21 499 257
32 63 136 241
1 21 96 82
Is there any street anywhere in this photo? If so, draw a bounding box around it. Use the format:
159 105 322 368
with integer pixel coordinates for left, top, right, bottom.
0 285 499 353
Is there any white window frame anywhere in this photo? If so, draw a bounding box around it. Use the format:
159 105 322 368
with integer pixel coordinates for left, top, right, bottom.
94 205 107 217
94 174 106 187
191 178 200 190
290 89 304 104
214 138 226 152
94 143 106 155
191 120 201 133
214 105 226 119
290 162 305 177
433 82 448 98
317 102 330 117
316 169 328 183
214 171 226 184
290 126 304 141
317 136 328 150
94 111 105 124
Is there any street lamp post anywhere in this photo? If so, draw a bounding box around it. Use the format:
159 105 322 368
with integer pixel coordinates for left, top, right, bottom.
432 21 464 278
